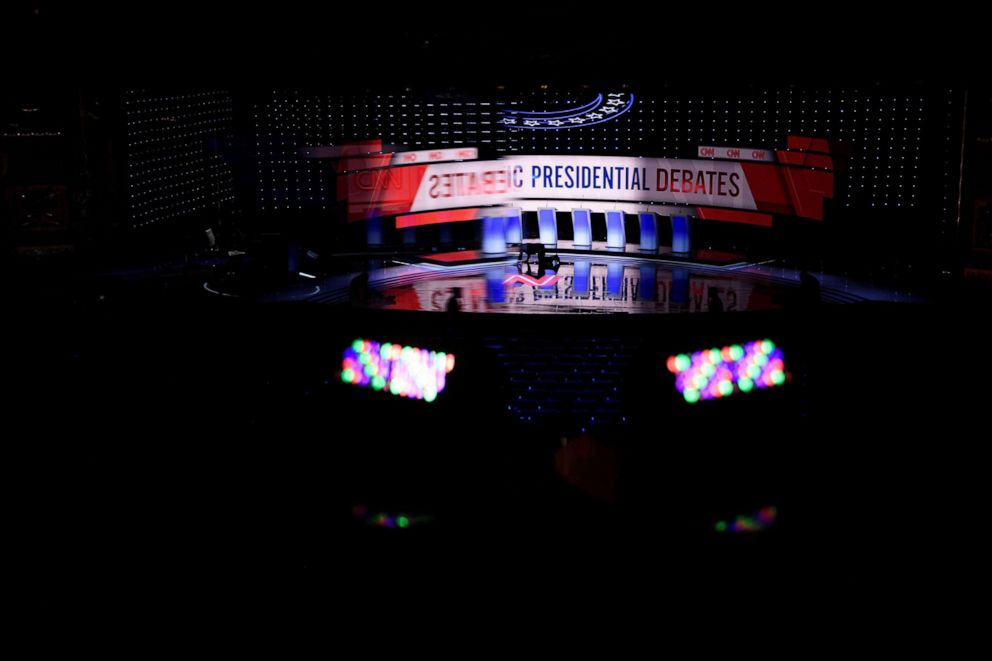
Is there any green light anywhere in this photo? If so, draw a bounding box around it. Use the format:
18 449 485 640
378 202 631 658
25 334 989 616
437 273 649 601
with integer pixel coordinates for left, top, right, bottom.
424 388 437 403
380 343 392 359
397 516 410 528
761 339 775 354
771 370 786 385
701 363 716 377
390 381 401 395
359 353 370 365
718 380 733 396
715 520 727 533
352 339 364 353
684 389 700 403
738 377 754 392
730 344 744 361
372 376 385 390
709 349 722 364
342 369 354 383
755 354 768 366
675 354 691 372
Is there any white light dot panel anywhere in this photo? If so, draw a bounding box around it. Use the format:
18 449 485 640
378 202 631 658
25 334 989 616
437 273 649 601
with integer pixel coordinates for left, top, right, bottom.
125 90 236 227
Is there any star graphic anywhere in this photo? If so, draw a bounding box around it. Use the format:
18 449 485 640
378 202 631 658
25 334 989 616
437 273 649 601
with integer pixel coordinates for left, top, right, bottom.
608 93 624 97
524 120 539 126
588 113 603 119
503 117 517 124
607 99 623 106
548 119 564 126
602 106 618 114
568 117 586 123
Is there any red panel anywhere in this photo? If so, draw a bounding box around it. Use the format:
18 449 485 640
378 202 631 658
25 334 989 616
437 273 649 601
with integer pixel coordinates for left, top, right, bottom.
340 139 383 156
694 207 773 227
335 139 385 173
339 154 393 172
776 151 834 170
787 136 832 153
419 249 487 262
344 165 428 221
739 163 793 215
741 160 834 222
396 207 480 229
380 286 420 309
784 169 833 221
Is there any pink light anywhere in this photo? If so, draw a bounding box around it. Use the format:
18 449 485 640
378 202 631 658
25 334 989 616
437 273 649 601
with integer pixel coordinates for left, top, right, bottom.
503 274 560 287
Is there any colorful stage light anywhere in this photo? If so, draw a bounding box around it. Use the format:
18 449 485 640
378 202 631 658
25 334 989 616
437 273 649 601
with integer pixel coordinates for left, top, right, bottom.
352 504 432 529
342 338 455 402
714 506 778 534
668 339 787 403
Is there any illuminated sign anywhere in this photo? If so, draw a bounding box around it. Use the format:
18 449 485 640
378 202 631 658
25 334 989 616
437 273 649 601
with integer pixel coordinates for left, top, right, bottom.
698 145 773 162
341 339 455 403
340 137 836 222
409 156 756 212
302 146 478 171
501 93 634 130
667 339 787 403
391 147 478 165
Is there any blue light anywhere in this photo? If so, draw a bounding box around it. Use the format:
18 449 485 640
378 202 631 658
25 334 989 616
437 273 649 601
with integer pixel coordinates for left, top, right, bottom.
672 267 689 305
639 264 658 301
606 211 625 252
571 209 592 249
638 213 658 253
482 216 507 255
606 262 624 297
502 95 635 130
504 209 523 244
573 260 591 295
671 215 691 254
486 267 506 303
538 208 558 249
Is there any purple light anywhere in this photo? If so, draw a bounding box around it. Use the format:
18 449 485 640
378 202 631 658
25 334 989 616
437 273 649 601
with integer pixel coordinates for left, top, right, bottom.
503 274 560 287
669 340 787 403
715 506 778 534
342 339 455 403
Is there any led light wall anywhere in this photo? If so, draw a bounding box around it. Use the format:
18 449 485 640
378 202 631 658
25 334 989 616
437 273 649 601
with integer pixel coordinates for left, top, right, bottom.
124 90 236 227
254 87 961 224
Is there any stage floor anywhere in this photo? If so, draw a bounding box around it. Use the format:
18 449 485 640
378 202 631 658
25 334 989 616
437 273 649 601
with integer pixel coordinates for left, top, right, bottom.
371 258 788 314
334 257 919 313
201 249 928 312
